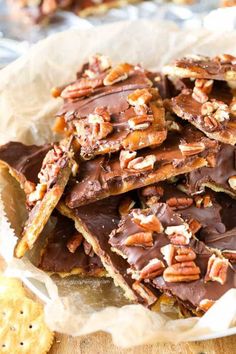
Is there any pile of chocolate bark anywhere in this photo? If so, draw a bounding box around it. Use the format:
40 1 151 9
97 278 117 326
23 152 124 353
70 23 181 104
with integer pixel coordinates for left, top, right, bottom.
1 53 236 316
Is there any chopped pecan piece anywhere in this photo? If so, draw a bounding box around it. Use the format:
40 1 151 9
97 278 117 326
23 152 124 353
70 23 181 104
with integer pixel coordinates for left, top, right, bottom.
127 88 153 107
194 194 213 208
87 115 113 141
198 299 215 312
66 233 83 253
128 115 154 130
188 218 202 234
103 63 133 86
124 232 153 248
192 87 208 104
141 185 164 199
165 224 192 245
201 100 230 124
140 258 165 279
161 244 176 266
127 155 156 172
119 150 137 169
132 212 163 233
203 115 219 131
118 197 136 216
132 281 157 306
163 261 200 283
83 240 94 257
88 54 111 74
27 183 47 204
222 250 236 262
214 53 236 64
205 254 229 285
195 79 213 95
93 106 111 122
228 176 236 190
179 142 205 157
166 197 193 210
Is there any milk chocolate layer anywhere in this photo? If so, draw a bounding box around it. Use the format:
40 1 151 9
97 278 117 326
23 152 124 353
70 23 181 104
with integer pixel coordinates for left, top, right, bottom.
0 141 51 185
164 55 236 81
187 144 236 197
58 194 158 305
39 214 104 276
109 203 236 312
65 126 218 208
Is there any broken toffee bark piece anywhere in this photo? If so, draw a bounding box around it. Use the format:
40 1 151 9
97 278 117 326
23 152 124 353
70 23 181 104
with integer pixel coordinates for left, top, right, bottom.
0 142 51 195
109 203 236 313
164 54 236 81
54 55 167 159
14 139 76 258
39 214 105 277
57 195 158 305
65 126 218 208
170 80 236 145
187 143 236 198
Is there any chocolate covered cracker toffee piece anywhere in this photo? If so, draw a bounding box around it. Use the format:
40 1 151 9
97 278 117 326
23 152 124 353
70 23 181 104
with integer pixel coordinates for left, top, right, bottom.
164 54 236 81
65 126 218 208
57 195 158 305
170 80 236 145
0 142 51 195
109 203 236 313
14 139 76 258
54 55 167 159
39 214 105 277
187 144 236 198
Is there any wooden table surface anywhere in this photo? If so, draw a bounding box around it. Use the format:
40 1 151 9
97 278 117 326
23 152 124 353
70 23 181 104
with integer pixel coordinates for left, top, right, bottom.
49 332 236 353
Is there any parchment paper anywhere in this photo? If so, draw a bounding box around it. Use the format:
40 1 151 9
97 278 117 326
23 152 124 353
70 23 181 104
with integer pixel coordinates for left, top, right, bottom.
0 20 236 346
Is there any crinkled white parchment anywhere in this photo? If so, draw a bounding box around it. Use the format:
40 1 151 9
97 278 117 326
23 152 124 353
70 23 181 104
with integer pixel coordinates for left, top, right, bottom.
0 20 236 346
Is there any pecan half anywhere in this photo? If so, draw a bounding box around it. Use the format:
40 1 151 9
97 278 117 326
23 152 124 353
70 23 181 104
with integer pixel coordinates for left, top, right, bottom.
128 115 154 130
165 224 192 245
87 115 113 140
228 175 236 190
205 254 229 285
127 88 153 107
203 115 219 131
118 197 135 216
140 258 165 279
67 233 83 253
127 155 156 172
174 247 196 263
198 299 215 312
179 142 205 157
163 261 200 283
119 150 137 169
61 77 103 99
132 281 157 305
124 232 153 248
103 63 133 86
166 197 193 210
132 212 164 233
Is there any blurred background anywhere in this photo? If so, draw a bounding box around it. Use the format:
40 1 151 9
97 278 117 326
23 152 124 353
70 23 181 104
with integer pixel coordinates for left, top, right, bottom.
0 0 236 68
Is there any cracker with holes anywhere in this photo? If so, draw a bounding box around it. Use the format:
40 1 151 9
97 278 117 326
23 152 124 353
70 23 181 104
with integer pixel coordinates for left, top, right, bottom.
164 54 236 81
14 140 76 258
109 203 236 315
57 194 159 306
0 276 53 354
38 213 105 277
65 125 218 208
54 54 167 160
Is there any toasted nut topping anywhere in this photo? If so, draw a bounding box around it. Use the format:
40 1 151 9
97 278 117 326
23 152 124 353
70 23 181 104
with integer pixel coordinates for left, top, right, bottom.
166 197 193 210
214 54 236 64
195 79 213 95
93 106 111 122
165 224 192 245
61 77 103 99
140 258 165 279
205 254 229 285
67 233 83 253
127 155 156 172
28 183 47 203
124 232 153 248
174 247 196 263
89 54 111 73
132 281 157 305
188 218 202 234
127 88 153 106
119 150 137 169
228 176 236 190
203 115 219 131
194 194 213 208
83 240 94 257
119 197 135 216
163 261 200 283
128 115 154 131
24 181 36 195
192 87 208 104
53 116 67 134
71 160 79 177
179 142 205 157
161 244 176 266
88 119 113 141
201 100 230 126
198 299 215 312
222 250 236 262
132 212 164 233
103 63 133 86
166 120 182 132
141 185 164 198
